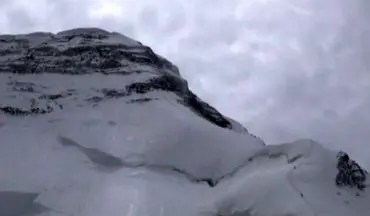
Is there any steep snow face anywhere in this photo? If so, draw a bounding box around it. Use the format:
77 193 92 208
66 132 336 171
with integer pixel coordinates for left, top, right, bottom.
0 28 369 216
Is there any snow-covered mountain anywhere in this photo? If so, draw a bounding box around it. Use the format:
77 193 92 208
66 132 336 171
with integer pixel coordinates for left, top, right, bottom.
0 28 368 216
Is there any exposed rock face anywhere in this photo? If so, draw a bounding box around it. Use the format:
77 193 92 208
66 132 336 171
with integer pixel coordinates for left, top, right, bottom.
0 27 248 132
335 151 368 190
0 28 177 75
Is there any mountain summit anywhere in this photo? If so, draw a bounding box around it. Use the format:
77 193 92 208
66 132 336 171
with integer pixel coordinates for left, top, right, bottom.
0 28 368 216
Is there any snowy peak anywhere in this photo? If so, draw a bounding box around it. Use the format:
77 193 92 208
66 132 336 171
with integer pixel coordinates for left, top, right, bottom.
0 27 251 132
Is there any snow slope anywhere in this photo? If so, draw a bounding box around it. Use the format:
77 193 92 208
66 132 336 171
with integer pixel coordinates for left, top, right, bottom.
205 140 370 216
0 28 369 216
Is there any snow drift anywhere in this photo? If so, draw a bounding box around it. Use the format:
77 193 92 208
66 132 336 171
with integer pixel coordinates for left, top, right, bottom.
0 28 368 216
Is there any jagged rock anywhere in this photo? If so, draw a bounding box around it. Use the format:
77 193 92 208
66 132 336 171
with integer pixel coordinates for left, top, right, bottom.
335 151 367 190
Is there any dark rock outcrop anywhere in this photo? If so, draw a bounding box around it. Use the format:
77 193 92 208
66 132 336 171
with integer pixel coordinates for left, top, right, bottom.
0 106 53 116
125 75 232 129
335 151 367 190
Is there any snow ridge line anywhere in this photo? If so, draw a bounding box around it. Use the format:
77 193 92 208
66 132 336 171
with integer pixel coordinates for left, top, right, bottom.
57 136 314 189
57 136 217 187
286 142 319 216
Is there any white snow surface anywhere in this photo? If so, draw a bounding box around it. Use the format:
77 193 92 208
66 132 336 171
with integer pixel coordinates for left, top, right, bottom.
1 28 369 216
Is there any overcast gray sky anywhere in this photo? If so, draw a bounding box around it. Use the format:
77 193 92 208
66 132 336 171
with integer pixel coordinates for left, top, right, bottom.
1 0 370 166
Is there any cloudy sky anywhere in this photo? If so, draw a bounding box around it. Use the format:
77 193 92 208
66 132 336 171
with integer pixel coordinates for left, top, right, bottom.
1 0 370 166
